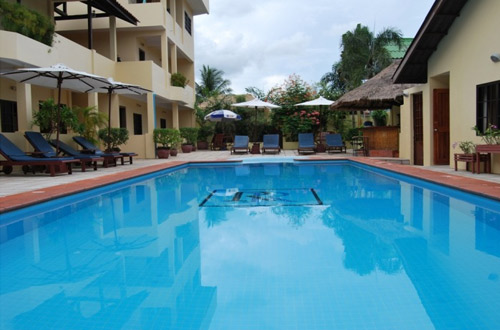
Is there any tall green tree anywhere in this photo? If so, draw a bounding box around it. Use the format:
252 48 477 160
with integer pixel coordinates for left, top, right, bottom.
323 24 402 91
195 65 232 101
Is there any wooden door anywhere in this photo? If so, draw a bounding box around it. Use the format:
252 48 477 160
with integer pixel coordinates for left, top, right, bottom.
413 93 423 165
433 89 450 165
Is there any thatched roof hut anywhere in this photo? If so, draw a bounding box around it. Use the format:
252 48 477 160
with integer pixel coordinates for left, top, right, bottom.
331 60 418 110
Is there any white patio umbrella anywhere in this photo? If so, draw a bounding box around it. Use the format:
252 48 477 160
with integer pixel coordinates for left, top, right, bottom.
232 99 280 142
294 96 334 107
204 109 241 122
232 98 280 110
1 63 111 153
89 78 151 151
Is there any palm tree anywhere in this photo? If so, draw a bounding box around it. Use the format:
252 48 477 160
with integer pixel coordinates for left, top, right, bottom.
325 24 402 91
195 65 232 101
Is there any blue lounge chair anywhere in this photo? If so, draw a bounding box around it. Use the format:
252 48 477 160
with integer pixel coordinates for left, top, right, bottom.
49 139 105 170
325 133 347 153
231 135 249 154
0 133 78 176
262 134 280 154
298 133 316 154
25 131 103 172
73 136 137 166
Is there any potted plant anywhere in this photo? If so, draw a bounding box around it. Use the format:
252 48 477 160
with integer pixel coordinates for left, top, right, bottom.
167 128 182 156
31 99 82 140
197 124 213 150
453 140 475 154
153 128 170 159
97 127 129 153
371 110 388 126
179 127 199 153
171 72 188 87
0 1 55 46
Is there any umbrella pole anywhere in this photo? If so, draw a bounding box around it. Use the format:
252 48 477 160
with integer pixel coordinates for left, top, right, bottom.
55 76 62 155
107 89 112 152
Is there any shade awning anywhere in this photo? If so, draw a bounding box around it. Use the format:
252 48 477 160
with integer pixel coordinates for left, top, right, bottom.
331 60 418 111
54 0 139 25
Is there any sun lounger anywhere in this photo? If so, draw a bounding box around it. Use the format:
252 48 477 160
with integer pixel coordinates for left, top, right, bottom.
24 131 102 172
298 133 316 154
211 133 226 150
262 134 280 154
73 136 137 166
49 139 105 170
0 133 78 176
231 135 249 154
325 133 347 153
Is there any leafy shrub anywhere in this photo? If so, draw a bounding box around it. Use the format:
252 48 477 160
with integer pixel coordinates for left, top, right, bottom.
179 127 199 145
171 72 188 87
31 99 81 139
0 0 55 46
98 127 129 151
371 110 388 126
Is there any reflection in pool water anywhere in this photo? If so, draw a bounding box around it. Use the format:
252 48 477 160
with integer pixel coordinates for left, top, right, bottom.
1 162 500 329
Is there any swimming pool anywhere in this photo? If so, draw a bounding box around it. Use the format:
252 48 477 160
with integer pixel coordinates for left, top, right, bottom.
1 161 500 329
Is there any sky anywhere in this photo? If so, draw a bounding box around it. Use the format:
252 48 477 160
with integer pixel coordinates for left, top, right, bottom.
193 0 435 95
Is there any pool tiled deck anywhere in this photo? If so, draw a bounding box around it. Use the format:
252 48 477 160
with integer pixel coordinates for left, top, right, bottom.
1 149 500 213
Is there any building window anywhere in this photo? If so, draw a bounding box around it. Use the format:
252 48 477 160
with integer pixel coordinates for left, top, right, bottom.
133 113 143 135
0 100 18 132
119 106 127 129
139 48 146 61
185 12 192 35
476 80 500 133
160 118 167 128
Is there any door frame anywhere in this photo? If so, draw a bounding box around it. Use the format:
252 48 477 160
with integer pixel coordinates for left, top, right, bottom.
433 89 450 165
413 93 424 166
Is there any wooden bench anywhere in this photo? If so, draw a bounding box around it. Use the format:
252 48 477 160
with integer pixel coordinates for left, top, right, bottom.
454 153 489 174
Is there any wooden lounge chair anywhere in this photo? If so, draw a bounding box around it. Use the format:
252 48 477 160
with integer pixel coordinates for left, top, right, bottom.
211 133 225 150
231 135 250 154
298 133 316 154
24 131 102 172
325 133 347 153
262 134 280 154
73 136 137 166
0 133 78 176
49 139 106 170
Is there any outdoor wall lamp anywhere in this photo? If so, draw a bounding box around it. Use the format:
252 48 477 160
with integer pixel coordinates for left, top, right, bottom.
491 53 500 63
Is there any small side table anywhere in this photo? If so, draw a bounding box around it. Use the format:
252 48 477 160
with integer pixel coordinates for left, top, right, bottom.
251 143 261 154
454 153 489 174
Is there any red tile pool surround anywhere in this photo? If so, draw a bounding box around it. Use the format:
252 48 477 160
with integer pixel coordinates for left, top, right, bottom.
1 158 500 213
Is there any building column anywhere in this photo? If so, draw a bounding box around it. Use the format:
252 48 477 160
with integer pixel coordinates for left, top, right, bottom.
161 32 168 72
109 94 119 128
172 102 179 129
109 16 117 61
16 82 33 132
145 93 156 158
170 44 177 75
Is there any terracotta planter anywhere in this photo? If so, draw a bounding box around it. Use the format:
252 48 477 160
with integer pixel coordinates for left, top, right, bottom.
181 144 193 153
157 148 170 159
315 143 326 153
476 144 500 153
170 149 178 156
249 143 260 154
197 141 209 150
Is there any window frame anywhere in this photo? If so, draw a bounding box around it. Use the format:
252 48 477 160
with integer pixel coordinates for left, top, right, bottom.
133 113 143 135
476 80 500 133
0 99 18 133
184 11 192 35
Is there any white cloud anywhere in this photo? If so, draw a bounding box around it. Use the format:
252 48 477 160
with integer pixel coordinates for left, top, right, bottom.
194 0 435 94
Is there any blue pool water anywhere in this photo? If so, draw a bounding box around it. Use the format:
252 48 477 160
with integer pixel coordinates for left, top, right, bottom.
1 161 500 329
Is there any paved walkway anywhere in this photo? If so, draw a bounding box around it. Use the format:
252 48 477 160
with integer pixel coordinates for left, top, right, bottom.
1 149 499 212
